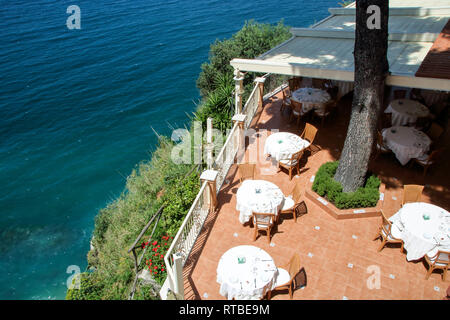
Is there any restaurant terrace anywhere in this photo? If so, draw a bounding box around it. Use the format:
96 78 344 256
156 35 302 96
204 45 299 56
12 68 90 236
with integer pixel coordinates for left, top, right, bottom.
159 1 450 300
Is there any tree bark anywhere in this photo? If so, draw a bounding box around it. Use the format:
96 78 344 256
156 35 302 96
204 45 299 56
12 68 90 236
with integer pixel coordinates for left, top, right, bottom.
334 0 389 192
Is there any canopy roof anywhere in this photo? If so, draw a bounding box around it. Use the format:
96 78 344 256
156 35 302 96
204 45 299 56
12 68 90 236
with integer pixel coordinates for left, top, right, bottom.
230 2 450 91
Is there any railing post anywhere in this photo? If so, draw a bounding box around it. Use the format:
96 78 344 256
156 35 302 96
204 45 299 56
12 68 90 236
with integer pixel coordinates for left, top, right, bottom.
206 117 214 170
232 114 246 164
172 253 184 298
255 77 266 110
200 169 219 211
234 68 245 114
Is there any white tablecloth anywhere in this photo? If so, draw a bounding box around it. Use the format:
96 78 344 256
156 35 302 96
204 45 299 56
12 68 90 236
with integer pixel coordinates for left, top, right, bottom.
382 126 431 165
263 132 310 161
217 245 278 300
291 88 330 114
385 99 430 126
389 202 450 261
236 180 284 224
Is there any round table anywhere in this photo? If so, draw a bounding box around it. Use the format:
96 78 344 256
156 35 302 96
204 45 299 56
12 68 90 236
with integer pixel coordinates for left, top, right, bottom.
385 99 430 126
236 180 284 224
382 126 431 165
263 132 310 161
291 87 331 114
216 245 278 300
390 202 450 261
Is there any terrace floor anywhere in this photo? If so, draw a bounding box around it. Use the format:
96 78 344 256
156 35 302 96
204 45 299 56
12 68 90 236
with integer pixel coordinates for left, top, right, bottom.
183 90 450 300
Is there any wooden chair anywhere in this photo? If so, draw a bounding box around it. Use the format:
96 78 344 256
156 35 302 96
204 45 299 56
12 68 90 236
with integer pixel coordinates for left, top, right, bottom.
280 183 307 223
380 112 392 129
373 210 404 252
267 253 302 300
402 184 424 206
252 212 276 244
288 77 302 91
393 89 407 99
374 130 391 160
426 122 444 143
327 86 339 101
312 78 325 89
238 163 255 183
280 87 292 113
290 100 303 126
409 88 426 105
314 100 336 127
411 148 445 176
300 123 318 151
424 250 450 281
414 116 431 131
278 150 304 181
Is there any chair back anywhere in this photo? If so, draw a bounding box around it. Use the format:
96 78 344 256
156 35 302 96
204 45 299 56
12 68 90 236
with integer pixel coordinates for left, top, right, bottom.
312 78 325 89
426 250 450 269
427 122 444 141
291 149 304 162
291 100 303 115
282 87 291 99
393 89 407 99
428 148 445 162
288 77 302 91
301 123 318 144
377 131 386 148
381 113 392 128
380 210 394 237
287 253 301 280
238 163 255 182
431 251 450 267
252 212 275 228
402 184 424 206
292 182 302 203
327 86 339 100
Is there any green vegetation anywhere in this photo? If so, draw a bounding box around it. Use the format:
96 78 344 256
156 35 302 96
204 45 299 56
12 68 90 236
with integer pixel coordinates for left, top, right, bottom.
67 20 291 300
312 161 381 209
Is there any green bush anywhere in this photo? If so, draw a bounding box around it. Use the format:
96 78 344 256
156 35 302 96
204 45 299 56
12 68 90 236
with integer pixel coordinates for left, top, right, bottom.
312 161 380 209
196 20 291 97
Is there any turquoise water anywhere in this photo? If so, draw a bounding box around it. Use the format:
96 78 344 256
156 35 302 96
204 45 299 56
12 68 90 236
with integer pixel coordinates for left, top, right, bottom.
0 0 337 299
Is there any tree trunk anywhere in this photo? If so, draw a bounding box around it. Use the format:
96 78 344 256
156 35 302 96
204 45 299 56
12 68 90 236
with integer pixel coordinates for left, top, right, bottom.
334 0 389 192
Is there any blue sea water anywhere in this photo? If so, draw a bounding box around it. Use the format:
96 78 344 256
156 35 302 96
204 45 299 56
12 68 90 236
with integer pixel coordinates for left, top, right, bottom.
0 0 338 299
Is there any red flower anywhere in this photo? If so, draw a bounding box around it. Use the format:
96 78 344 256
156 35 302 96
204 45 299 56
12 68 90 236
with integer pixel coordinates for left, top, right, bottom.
161 268 165 272
164 243 167 246
152 241 157 246
160 254 164 259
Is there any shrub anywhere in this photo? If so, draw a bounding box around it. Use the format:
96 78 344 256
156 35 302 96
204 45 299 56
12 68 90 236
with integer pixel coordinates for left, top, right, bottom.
312 161 380 209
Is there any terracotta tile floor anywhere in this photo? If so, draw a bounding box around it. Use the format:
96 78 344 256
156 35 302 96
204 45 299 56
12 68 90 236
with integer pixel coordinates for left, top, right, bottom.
183 91 450 300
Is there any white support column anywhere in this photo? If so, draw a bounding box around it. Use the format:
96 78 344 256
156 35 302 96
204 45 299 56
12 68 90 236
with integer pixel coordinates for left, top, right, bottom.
172 253 184 298
254 77 266 110
234 68 245 114
232 114 246 164
200 169 219 212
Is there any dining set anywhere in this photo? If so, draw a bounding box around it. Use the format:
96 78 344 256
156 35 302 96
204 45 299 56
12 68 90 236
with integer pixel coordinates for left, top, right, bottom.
214 120 315 300
216 245 303 300
281 77 339 127
376 89 446 174
374 184 450 281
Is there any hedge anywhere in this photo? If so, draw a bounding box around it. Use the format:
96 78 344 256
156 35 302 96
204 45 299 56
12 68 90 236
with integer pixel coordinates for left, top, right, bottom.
312 161 380 209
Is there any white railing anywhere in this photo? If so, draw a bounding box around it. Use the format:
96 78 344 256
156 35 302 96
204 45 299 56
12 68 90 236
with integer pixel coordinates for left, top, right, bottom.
243 83 260 129
163 181 208 296
162 74 276 299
